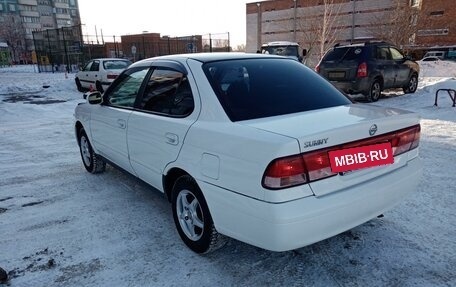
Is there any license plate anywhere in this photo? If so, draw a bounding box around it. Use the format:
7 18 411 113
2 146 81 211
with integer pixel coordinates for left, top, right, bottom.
329 72 345 79
328 142 394 173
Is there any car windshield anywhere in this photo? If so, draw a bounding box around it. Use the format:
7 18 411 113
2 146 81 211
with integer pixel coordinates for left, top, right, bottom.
262 46 298 57
323 47 364 61
103 60 132 70
202 58 351 121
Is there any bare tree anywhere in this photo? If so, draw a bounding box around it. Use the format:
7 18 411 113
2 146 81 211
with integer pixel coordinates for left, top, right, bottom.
367 0 422 51
233 44 246 52
294 0 343 66
0 15 25 63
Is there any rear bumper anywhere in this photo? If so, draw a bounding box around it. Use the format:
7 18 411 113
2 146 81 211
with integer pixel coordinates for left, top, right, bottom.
199 157 422 252
331 77 371 95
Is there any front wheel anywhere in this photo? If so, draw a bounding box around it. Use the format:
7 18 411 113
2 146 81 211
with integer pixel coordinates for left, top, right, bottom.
95 81 104 93
366 80 382 102
403 74 418 94
171 175 225 254
78 129 106 174
75 78 84 92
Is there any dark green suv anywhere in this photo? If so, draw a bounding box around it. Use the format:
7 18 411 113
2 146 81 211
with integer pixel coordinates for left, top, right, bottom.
316 42 419 102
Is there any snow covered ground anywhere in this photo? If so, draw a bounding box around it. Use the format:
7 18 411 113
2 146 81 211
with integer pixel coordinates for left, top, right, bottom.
0 62 455 287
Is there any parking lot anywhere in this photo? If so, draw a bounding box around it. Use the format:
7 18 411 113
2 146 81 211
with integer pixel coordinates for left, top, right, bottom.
0 65 455 286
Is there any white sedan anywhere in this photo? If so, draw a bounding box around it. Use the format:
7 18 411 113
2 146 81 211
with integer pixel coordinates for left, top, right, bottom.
74 53 422 253
75 58 131 93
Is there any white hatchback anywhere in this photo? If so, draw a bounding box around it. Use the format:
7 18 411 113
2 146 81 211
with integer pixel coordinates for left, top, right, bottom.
74 53 422 253
75 58 131 93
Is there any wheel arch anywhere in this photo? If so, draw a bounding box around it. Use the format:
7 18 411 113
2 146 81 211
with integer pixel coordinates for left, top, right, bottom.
163 167 191 202
75 121 84 145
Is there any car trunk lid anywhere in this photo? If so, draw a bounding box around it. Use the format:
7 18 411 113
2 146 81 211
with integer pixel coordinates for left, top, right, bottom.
241 104 420 197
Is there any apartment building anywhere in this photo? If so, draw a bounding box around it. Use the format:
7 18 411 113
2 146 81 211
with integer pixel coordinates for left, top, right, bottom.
0 0 81 62
246 0 455 62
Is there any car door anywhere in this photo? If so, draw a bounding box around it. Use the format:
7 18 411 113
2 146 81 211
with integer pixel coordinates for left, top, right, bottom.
90 66 150 174
390 47 410 87
86 60 101 90
78 60 93 89
127 62 198 189
375 46 395 89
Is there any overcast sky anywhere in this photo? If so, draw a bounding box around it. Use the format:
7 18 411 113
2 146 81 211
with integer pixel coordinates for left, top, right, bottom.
77 0 250 48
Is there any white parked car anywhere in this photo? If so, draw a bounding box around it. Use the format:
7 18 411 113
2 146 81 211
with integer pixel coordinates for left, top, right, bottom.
74 53 422 253
75 58 131 92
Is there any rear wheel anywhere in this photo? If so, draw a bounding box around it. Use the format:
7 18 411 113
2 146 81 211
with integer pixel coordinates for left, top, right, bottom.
171 175 225 253
78 129 106 174
403 74 418 94
366 80 382 102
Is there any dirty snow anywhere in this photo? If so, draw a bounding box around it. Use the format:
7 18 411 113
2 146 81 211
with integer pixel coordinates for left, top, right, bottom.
0 62 455 286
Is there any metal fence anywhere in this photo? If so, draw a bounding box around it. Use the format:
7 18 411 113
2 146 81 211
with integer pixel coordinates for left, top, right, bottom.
33 25 84 73
33 27 232 73
202 32 231 52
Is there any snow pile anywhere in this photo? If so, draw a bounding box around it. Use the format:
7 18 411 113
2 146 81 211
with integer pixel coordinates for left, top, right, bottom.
0 64 455 286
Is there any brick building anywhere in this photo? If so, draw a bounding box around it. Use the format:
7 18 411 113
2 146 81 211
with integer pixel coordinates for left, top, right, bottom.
246 0 455 63
121 33 203 62
415 0 456 47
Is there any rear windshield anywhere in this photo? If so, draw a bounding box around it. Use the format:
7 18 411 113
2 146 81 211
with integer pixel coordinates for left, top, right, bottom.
323 47 364 61
202 58 351 121
261 45 299 57
103 60 132 70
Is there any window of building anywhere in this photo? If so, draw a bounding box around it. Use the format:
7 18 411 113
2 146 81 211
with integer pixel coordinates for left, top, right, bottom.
0 4 3 11
410 0 420 7
430 11 444 16
69 0 76 6
9 4 17 12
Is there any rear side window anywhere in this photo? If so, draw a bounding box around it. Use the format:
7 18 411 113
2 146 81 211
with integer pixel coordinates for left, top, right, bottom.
138 68 194 116
323 47 364 61
203 58 351 121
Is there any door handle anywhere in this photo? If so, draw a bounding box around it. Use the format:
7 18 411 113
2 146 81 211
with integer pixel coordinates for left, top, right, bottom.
117 119 126 129
165 133 179 145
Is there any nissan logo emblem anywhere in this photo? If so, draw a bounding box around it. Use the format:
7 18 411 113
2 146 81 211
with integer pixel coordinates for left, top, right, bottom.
369 124 378 136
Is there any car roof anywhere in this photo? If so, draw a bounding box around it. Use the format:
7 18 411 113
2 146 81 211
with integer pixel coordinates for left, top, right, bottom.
261 41 299 47
130 52 289 68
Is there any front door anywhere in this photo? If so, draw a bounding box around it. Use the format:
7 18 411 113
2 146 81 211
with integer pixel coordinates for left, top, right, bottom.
90 67 150 174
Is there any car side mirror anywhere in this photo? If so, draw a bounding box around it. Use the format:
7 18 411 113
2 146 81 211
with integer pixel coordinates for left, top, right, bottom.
84 91 103 105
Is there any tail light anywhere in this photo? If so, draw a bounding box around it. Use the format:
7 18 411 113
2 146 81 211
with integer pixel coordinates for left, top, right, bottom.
315 64 320 73
356 62 368 78
107 74 118 80
262 124 420 189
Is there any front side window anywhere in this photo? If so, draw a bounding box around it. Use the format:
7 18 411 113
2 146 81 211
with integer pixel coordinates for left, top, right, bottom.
203 58 351 121
82 61 92 71
390 48 405 60
138 68 194 116
105 68 149 108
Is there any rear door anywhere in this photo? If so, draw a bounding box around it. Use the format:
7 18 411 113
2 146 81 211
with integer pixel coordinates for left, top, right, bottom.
320 47 363 82
375 46 395 89
127 61 199 189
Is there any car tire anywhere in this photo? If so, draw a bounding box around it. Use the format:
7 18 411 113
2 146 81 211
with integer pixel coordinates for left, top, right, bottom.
367 80 382 102
403 74 418 94
171 175 225 254
78 129 106 174
75 78 84 92
95 81 104 93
